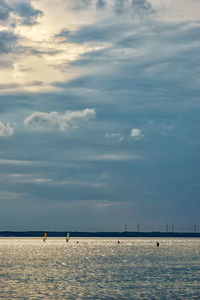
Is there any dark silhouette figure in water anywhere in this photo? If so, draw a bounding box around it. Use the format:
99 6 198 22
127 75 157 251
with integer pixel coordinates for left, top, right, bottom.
118 241 120 244
156 242 159 247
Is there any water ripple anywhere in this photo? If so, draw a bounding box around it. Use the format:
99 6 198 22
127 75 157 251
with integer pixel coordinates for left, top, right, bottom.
0 238 200 299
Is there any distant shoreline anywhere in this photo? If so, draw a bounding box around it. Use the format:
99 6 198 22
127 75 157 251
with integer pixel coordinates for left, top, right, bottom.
0 231 200 238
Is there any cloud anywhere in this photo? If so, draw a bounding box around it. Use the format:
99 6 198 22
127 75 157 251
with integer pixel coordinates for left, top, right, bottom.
131 0 154 15
113 0 154 16
0 0 10 21
6 173 107 189
64 21 200 94
0 159 32 165
66 0 154 15
24 108 96 131
9 174 52 184
0 31 18 54
0 0 43 26
95 200 120 209
70 0 92 10
13 2 43 26
0 121 14 136
130 128 143 139
0 1 43 70
56 21 131 45
105 130 145 142
55 0 154 45
56 23 120 44
105 132 124 141
96 0 106 10
0 190 25 201
89 153 141 161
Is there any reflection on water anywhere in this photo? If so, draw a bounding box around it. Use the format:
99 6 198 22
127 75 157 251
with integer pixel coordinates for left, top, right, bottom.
0 238 200 299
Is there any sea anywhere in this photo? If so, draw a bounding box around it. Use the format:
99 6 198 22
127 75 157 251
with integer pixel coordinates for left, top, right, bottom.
0 238 200 299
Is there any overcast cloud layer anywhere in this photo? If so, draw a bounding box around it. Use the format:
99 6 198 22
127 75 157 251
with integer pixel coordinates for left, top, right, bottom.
0 0 199 231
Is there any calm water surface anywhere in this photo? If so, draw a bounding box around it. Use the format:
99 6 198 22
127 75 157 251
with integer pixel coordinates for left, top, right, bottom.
0 238 200 299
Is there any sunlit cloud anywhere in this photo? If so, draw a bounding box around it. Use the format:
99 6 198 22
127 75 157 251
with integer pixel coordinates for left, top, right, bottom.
0 190 25 201
0 0 156 93
0 0 98 93
8 173 52 184
0 159 32 165
7 173 107 188
130 128 143 139
24 108 96 131
105 132 124 142
89 153 141 161
0 121 14 136
95 200 121 209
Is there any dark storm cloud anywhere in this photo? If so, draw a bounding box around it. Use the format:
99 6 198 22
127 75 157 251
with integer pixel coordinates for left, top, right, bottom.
56 0 154 44
68 0 154 15
0 0 11 21
0 31 18 53
13 2 43 26
117 21 200 48
70 0 92 10
56 22 127 43
113 0 154 16
130 0 154 15
0 0 43 26
96 0 106 10
0 83 20 90
61 20 200 97
0 30 20 71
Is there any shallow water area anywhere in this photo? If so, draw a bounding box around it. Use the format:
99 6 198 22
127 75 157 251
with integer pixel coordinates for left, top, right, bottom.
0 238 200 299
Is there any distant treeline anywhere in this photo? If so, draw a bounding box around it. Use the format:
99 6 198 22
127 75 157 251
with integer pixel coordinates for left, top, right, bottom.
0 231 200 238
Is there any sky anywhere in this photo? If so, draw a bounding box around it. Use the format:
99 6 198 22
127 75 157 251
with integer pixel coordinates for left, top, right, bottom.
0 0 199 232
